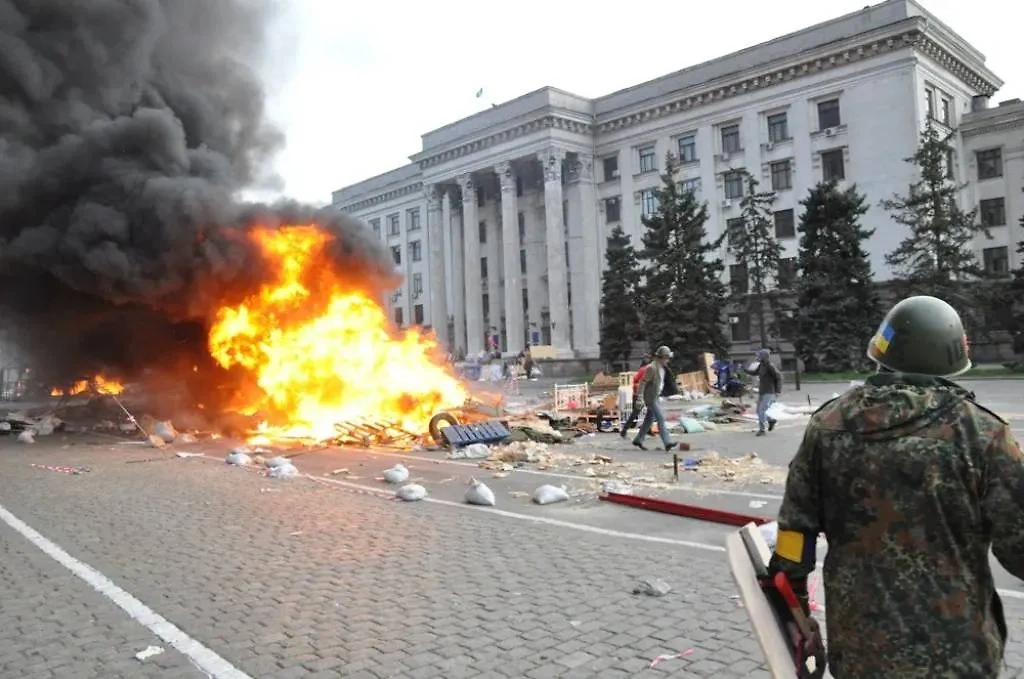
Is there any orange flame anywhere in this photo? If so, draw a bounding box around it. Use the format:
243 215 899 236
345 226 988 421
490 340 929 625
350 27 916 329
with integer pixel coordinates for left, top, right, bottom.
50 375 124 397
207 225 467 442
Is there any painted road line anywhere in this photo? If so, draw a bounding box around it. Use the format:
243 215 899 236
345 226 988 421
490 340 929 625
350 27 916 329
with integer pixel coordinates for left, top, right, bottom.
0 504 253 679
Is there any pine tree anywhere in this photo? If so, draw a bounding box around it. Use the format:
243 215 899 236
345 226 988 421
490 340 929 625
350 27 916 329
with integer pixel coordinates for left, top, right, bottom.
794 181 880 371
730 173 782 348
637 153 730 371
599 225 642 370
881 120 986 311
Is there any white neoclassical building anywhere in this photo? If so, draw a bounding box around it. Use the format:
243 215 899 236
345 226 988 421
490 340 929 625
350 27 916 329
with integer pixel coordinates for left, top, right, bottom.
333 0 1022 361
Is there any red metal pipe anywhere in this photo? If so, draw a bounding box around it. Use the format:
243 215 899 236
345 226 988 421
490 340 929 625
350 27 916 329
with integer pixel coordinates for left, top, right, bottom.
599 492 771 527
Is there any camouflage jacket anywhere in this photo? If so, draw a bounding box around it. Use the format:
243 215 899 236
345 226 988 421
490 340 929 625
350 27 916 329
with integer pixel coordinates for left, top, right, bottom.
772 372 1024 678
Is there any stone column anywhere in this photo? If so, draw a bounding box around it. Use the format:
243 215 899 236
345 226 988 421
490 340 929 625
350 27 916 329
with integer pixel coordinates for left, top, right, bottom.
574 154 601 358
450 201 467 354
537 147 572 355
441 190 456 351
458 174 484 357
425 186 446 335
496 161 524 355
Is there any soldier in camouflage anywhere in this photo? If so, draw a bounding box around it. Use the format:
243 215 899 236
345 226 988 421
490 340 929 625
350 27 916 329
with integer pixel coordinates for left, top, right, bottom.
768 295 1024 678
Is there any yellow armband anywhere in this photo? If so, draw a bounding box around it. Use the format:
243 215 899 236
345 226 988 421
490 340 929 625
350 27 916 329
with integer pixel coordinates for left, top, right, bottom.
774 529 817 569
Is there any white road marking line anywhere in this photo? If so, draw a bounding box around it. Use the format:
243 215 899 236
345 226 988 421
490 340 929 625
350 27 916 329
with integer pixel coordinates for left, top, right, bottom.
0 504 253 679
338 448 786 501
309 475 727 553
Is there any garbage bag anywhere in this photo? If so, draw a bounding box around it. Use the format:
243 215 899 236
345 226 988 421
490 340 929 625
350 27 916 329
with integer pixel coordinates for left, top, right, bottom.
267 462 298 478
226 449 252 465
679 417 705 434
532 484 570 505
383 464 409 484
265 456 291 468
396 484 427 501
153 420 177 444
450 443 490 460
17 431 34 444
465 479 496 506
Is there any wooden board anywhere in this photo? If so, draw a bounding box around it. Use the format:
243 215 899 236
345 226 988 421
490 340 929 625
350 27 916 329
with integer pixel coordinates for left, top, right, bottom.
726 523 807 679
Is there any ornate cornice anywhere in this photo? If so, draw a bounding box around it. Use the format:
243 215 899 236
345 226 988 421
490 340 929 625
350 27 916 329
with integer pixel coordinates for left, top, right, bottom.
914 34 999 96
414 115 592 170
336 181 423 214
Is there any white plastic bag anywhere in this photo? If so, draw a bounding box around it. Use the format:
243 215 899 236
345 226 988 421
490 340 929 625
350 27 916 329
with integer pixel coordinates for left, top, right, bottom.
267 462 298 478
532 484 570 505
383 463 409 484
465 479 496 506
153 420 177 443
450 443 490 460
265 456 291 468
226 449 252 465
396 484 427 501
17 430 34 444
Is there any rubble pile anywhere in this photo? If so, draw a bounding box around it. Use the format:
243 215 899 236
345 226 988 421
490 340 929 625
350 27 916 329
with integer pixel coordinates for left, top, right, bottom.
685 451 786 485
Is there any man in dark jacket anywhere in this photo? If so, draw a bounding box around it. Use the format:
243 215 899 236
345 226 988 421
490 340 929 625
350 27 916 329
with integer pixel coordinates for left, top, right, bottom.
767 295 1024 678
746 348 781 436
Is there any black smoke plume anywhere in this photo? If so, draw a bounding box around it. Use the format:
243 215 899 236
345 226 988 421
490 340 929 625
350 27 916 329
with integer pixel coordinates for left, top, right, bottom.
0 0 394 401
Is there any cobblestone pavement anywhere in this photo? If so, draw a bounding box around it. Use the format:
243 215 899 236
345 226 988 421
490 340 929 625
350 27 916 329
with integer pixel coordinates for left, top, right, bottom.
2 434 1024 678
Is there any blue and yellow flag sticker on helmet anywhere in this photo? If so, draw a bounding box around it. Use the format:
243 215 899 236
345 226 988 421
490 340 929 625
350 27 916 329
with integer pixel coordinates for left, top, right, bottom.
872 321 896 354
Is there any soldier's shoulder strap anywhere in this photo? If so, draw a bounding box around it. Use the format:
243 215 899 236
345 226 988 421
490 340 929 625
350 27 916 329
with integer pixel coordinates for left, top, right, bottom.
969 399 1009 426
811 396 840 416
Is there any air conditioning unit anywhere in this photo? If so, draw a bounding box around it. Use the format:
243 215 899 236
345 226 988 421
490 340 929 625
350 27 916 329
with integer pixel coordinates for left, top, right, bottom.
764 141 775 151
825 127 836 137
721 200 733 209
611 169 620 178
719 152 731 162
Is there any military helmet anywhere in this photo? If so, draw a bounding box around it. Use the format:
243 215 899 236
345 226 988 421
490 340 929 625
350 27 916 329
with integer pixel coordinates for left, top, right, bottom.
654 345 673 359
866 295 971 377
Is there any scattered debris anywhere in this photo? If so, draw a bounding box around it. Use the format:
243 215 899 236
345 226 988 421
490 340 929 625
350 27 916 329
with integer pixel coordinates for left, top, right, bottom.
448 443 490 459
650 649 693 668
134 646 164 662
633 577 672 597
17 431 34 444
532 484 570 505
464 479 496 506
175 452 203 459
749 500 768 509
264 456 298 478
31 464 90 475
329 468 349 476
395 484 427 502
382 464 409 484
226 449 252 466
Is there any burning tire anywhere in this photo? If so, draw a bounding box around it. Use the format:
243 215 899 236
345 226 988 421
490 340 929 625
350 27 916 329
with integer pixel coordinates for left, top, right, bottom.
429 411 460 444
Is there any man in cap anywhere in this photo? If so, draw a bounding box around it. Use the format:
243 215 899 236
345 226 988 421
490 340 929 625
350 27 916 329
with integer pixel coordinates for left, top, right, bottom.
620 353 652 438
632 345 678 451
766 295 1024 678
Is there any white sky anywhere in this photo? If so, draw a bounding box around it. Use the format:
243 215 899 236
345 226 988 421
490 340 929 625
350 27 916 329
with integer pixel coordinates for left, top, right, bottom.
257 0 1019 206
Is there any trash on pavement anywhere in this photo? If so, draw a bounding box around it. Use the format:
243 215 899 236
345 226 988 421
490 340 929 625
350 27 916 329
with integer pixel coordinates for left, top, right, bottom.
17 431 34 444
226 449 252 466
464 479 496 506
31 463 90 475
382 463 410 484
678 417 705 433
395 484 427 501
650 649 694 668
152 420 177 443
265 461 298 478
449 442 490 459
531 484 570 505
632 577 672 597
135 646 164 661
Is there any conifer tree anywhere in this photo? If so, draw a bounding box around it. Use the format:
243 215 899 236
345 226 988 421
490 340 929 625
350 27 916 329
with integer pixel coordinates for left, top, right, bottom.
729 174 782 348
599 225 642 370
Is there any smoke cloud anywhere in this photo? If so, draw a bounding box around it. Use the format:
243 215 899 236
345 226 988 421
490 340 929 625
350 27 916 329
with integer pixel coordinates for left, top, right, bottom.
0 0 394 395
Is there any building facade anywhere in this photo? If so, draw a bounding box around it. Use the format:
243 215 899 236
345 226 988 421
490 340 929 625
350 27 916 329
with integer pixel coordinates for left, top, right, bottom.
333 0 1015 360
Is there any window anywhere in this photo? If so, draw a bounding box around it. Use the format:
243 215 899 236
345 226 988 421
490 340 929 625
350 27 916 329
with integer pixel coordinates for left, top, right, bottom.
387 214 400 236
680 178 700 195
518 212 526 242
515 176 524 197
678 135 697 163
603 155 619 181
412 273 423 295
640 189 659 217
767 113 788 143
414 304 424 325
822 149 845 181
480 256 488 280
721 124 741 154
730 313 751 342
770 160 792 190
604 197 621 222
476 187 485 207
983 246 1010 276
482 293 490 318
564 242 570 270
410 239 422 262
817 99 841 129
777 258 797 288
724 171 744 199
941 98 951 125
522 287 529 313
369 218 381 237
774 209 796 238
945 149 955 179
520 249 527 274
393 307 404 326
638 146 657 174
726 218 745 247
478 220 487 244
407 208 421 231
730 263 749 294
391 245 401 265
926 89 935 118
980 198 1006 227
977 148 1003 180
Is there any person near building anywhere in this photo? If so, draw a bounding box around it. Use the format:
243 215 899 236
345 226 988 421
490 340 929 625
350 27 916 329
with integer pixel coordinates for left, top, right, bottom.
767 295 1024 678
620 353 652 438
746 348 781 435
631 346 678 452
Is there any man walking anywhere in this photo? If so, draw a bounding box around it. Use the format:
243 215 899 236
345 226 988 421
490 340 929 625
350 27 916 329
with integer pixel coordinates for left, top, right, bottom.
632 346 678 452
620 353 651 438
746 348 781 436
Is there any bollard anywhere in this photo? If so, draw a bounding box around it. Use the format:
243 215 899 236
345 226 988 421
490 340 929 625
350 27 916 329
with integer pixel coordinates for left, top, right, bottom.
673 453 679 482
